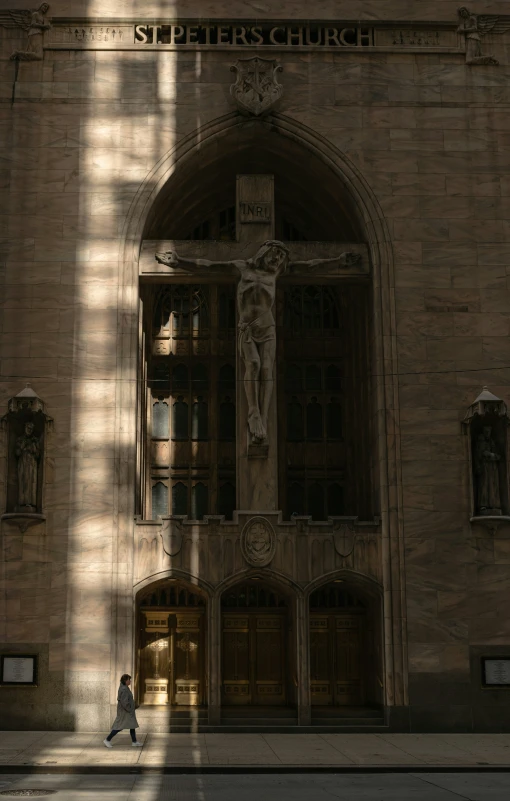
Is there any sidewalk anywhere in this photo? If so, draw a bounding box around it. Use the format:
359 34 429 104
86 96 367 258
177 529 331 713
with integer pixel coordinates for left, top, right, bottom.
1 732 510 770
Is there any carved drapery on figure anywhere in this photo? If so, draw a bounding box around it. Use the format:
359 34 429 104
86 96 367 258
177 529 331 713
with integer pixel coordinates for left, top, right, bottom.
463 387 509 520
456 8 510 66
474 426 501 515
1 384 51 530
0 4 51 61
15 421 40 510
155 242 360 451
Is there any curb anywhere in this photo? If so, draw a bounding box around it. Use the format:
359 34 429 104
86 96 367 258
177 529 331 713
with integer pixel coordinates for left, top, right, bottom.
0 765 509 774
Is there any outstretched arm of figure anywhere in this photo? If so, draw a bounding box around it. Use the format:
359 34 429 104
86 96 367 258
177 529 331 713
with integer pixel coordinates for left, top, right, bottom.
289 251 361 271
155 250 244 273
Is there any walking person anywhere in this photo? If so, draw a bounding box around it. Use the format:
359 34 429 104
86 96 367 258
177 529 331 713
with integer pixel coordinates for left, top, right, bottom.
103 674 143 748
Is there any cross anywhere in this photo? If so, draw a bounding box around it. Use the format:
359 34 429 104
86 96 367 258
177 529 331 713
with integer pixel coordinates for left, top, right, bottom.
142 174 368 512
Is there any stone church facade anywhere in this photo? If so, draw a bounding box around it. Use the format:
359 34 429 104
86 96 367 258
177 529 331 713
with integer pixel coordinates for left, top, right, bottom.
1 1 510 732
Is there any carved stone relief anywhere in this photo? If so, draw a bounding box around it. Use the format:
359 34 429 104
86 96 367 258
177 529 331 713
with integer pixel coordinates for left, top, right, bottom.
457 7 510 65
240 516 276 567
155 244 360 453
160 518 183 557
230 57 283 116
333 519 357 558
0 4 51 61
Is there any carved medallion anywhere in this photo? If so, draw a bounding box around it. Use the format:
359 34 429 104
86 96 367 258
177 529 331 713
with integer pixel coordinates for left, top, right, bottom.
240 516 276 567
160 518 183 557
333 521 356 558
230 57 283 116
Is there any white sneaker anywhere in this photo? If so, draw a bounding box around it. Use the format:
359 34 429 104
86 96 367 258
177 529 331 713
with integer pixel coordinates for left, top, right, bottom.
103 739 113 748
132 741 143 747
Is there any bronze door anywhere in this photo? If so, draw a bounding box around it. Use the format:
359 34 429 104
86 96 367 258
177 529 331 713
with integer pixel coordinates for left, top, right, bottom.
222 613 286 705
139 610 205 706
310 614 363 706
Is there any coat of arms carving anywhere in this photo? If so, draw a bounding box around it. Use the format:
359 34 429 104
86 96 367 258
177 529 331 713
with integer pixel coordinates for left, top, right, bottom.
333 520 357 558
240 516 276 567
160 518 183 557
230 57 283 117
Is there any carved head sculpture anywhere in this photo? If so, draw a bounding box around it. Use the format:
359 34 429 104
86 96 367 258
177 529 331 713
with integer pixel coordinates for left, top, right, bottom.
39 3 50 13
252 240 289 275
458 7 474 21
24 421 35 436
483 425 493 440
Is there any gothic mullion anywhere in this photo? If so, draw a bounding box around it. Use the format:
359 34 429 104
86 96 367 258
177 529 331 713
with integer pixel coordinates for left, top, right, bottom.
209 285 219 519
145 385 152 518
276 288 287 520
360 290 372 517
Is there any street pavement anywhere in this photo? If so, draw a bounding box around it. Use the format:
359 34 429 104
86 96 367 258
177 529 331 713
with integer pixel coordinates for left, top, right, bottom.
1 731 510 769
1 772 510 800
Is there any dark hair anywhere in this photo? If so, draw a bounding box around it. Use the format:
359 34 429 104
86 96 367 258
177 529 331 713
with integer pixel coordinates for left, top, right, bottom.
120 674 131 685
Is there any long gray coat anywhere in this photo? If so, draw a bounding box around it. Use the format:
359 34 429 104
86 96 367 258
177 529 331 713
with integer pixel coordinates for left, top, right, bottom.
111 683 139 730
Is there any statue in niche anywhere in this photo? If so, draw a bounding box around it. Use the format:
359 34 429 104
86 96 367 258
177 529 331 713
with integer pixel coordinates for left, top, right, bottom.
15 421 41 510
474 425 502 515
456 8 510 66
156 241 360 446
1 4 51 61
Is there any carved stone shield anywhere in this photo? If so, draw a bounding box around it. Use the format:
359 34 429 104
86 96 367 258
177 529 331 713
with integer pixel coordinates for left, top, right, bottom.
333 522 356 558
240 516 276 567
230 57 283 117
160 519 183 557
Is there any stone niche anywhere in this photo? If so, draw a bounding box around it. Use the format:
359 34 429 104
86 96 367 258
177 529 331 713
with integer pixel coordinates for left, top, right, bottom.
463 387 510 530
1 384 51 532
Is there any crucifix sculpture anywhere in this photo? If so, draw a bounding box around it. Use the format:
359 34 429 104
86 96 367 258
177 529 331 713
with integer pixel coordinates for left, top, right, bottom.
146 174 367 510
156 239 359 447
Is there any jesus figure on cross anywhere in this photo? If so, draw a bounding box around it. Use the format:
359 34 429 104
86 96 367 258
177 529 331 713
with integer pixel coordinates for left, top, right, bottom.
156 240 360 446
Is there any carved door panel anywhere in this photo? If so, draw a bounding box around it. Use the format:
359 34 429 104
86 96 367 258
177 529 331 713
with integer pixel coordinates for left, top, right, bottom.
222 614 286 705
334 616 363 706
139 610 205 706
310 615 332 705
173 614 203 706
255 616 285 705
222 616 251 704
310 614 363 706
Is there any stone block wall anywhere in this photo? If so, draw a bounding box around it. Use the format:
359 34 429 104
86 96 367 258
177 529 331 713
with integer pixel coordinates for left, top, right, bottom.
0 1 509 730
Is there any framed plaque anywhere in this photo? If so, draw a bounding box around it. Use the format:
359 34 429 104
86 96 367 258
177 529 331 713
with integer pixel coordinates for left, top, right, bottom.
482 657 510 688
1 655 38 686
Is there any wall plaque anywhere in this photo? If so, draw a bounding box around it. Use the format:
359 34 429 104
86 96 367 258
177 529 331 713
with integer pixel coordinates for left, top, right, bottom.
1 655 38 686
482 658 510 687
40 18 463 54
239 201 272 223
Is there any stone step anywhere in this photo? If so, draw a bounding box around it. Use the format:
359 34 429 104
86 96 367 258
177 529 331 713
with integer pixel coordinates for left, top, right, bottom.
221 707 298 719
144 723 389 733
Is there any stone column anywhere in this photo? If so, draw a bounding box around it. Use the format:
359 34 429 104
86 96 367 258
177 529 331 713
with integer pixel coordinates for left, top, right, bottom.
296 592 311 726
208 592 221 724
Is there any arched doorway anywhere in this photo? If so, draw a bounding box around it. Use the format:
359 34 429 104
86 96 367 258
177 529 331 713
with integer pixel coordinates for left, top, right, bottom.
136 579 208 707
309 581 383 711
221 580 293 707
121 113 405 721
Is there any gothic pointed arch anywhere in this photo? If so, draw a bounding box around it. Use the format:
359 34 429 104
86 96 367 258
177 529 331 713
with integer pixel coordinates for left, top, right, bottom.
121 111 406 714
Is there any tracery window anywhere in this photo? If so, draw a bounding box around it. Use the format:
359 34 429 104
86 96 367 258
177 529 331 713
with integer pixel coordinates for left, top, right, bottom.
309 584 365 609
147 284 236 521
279 285 346 520
222 583 287 608
278 282 371 520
